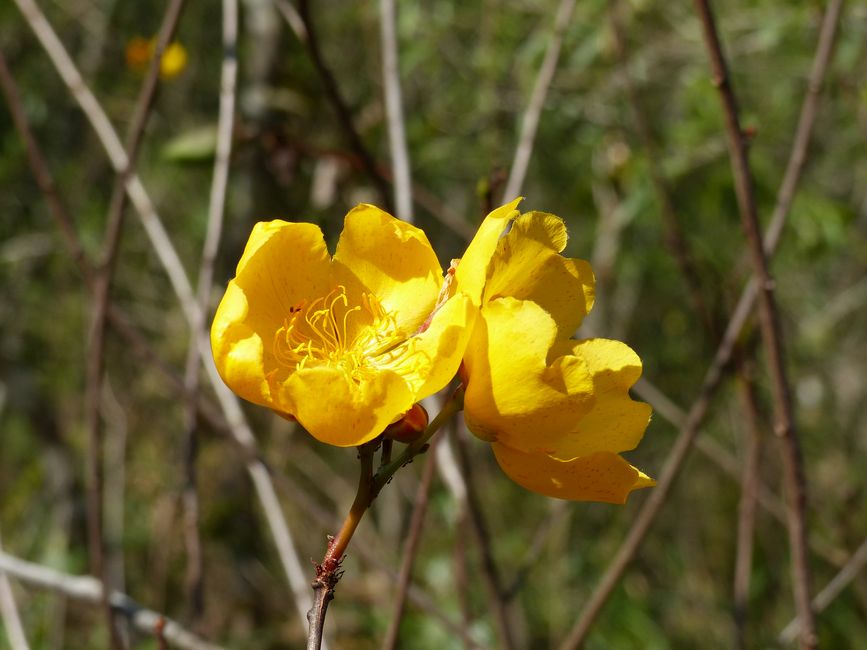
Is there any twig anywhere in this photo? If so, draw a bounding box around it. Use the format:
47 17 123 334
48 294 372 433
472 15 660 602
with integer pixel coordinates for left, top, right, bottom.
693 1 816 645
0 533 30 650
378 0 413 221
780 535 867 644
559 0 844 642
451 425 517 650
308 443 377 650
83 1 187 645
0 51 89 280
296 0 392 210
503 501 570 601
502 0 576 201
732 357 764 648
608 0 716 338
381 441 439 650
0 551 224 650
274 468 488 650
11 0 315 635
180 0 238 625
307 390 465 649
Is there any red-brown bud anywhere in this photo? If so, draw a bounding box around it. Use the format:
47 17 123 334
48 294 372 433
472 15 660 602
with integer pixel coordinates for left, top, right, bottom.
383 402 429 443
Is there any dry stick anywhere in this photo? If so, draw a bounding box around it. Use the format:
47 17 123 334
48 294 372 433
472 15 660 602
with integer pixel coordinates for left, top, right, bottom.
378 0 413 221
780 535 867 644
502 0 576 202
381 442 439 650
274 4 473 239
83 2 187 646
451 425 518 650
435 435 474 646
0 551 223 650
611 6 765 638
693 2 816 646
296 0 392 211
608 1 716 336
503 501 569 600
559 0 844 645
733 358 764 649
10 0 315 635
0 533 30 650
180 0 238 626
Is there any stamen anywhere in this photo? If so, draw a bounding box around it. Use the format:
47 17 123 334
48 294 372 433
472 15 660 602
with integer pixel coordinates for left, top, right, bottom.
272 284 426 384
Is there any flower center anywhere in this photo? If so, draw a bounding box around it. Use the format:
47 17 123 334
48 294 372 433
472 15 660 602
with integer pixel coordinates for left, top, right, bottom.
273 285 414 382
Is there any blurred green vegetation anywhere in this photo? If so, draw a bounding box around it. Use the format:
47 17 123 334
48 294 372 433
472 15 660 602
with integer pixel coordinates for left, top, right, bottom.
2 0 867 648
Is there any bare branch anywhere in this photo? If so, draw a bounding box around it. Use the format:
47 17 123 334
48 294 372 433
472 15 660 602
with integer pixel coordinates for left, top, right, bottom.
83 1 188 645
559 1 844 644
0 533 30 650
503 0 576 201
296 0 392 210
379 0 413 221
733 359 764 648
780 535 867 644
450 425 517 650
382 442 438 649
693 1 816 644
180 0 238 624
0 551 223 650
11 0 314 633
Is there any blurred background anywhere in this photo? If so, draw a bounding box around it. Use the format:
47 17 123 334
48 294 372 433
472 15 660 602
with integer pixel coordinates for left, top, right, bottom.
1 0 866 648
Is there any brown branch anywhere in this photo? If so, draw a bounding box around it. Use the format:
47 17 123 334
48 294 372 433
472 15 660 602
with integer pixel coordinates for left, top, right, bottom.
0 551 223 650
307 443 376 650
11 0 315 628
296 0 392 211
559 0 844 645
381 440 439 650
503 501 570 601
0 50 90 283
779 534 867 644
693 2 816 645
180 0 237 626
608 0 717 339
452 425 518 650
502 0 577 201
82 2 187 646
732 356 764 648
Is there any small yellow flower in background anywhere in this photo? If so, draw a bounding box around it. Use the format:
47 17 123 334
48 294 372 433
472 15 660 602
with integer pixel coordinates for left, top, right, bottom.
211 205 474 447
125 37 188 80
454 199 654 504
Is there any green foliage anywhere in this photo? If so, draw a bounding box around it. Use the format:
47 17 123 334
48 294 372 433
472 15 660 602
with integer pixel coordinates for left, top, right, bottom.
2 0 867 648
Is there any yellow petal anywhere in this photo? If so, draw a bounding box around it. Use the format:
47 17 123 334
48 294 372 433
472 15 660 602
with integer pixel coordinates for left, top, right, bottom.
211 221 331 407
210 281 272 407
333 204 442 334
463 298 594 449
234 220 331 330
454 198 523 304
279 366 414 447
546 338 652 459
391 292 476 399
491 443 654 504
485 212 595 336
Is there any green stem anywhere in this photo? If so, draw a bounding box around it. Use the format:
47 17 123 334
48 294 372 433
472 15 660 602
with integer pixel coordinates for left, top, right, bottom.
306 385 465 650
373 385 465 497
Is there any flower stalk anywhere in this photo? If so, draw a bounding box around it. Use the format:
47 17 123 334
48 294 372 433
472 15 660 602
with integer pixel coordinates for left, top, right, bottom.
306 385 464 649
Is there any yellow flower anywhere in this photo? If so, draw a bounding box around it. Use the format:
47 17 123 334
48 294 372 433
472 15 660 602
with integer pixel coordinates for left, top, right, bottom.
211 205 474 447
455 199 654 504
125 37 188 80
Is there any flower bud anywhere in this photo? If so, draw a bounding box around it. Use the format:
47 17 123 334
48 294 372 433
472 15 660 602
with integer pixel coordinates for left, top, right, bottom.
383 403 429 444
